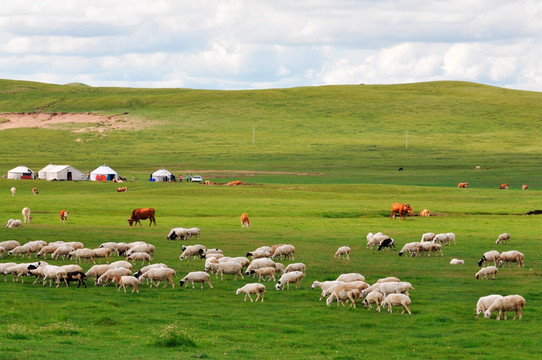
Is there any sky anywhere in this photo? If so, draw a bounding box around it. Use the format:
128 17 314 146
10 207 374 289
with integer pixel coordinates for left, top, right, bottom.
1 0 542 91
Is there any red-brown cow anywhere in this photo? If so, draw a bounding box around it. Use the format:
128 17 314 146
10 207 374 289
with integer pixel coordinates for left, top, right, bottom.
522 184 529 191
390 203 413 220
457 183 469 188
128 208 156 227
60 209 68 223
240 213 251 228
499 184 509 190
116 187 128 192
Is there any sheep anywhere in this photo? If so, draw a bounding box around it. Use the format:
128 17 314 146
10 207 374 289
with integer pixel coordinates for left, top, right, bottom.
417 242 443 257
206 262 244 281
138 268 177 288
245 258 279 276
275 271 305 290
475 295 503 318
5 219 14 228
5 262 41 283
255 246 273 254
270 244 286 255
22 207 31 223
378 281 414 297
36 245 60 259
376 277 401 283
167 227 188 240
52 246 75 260
312 280 345 301
450 258 464 265
484 295 526 320
0 262 18 281
66 242 84 250
68 248 96 264
326 286 362 308
236 283 266 302
432 233 449 245
284 263 306 273
61 264 83 273
249 267 277 282
246 249 272 259
446 232 456 245
0 246 5 258
475 266 498 280
334 246 351 260
10 187 16 196
336 273 365 283
206 253 225 261
179 244 206 261
228 257 251 270
496 250 525 267
381 293 412 314
271 244 295 260
362 291 384 311
0 240 20 251
200 248 223 259
24 240 46 253
113 243 131 256
179 271 214 289
185 227 201 239
65 271 87 288
113 275 141 293
420 232 435 242
126 251 152 265
85 264 113 285
7 245 32 258
126 243 155 256
133 263 168 279
478 250 500 267
40 265 69 288
377 238 395 251
496 233 511 245
97 267 132 286
398 242 421 256
109 260 133 270
99 242 118 251
7 219 22 229
367 233 392 249
366 232 381 248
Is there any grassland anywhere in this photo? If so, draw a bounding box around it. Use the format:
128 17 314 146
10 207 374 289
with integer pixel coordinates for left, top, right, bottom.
0 80 541 359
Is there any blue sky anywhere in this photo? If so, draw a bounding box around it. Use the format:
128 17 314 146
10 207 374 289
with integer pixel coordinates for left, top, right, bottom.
1 0 542 91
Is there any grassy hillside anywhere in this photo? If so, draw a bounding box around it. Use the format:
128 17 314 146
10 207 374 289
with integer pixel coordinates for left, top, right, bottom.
1 79 542 187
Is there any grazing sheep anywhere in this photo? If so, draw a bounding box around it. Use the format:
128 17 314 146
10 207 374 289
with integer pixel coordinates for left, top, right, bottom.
179 244 206 261
312 280 345 301
97 267 132 286
249 267 277 282
138 268 177 288
381 293 412 314
367 233 392 249
66 242 84 250
179 271 214 289
376 277 401 283
7 245 31 258
446 233 456 245
246 249 272 259
65 271 87 288
378 282 414 297
418 242 443 257
93 247 112 263
39 265 69 288
496 233 511 245
275 271 305 290
377 238 395 251
450 258 464 265
167 227 188 240
336 273 365 283
0 240 20 251
109 260 133 270
68 248 95 264
133 263 168 279
362 291 384 311
24 240 46 253
206 262 244 280
126 243 155 256
496 250 525 267
85 264 113 285
284 263 306 273
113 242 131 256
7 219 22 229
432 233 449 245
185 227 201 239
475 295 503 318
0 262 19 281
228 257 251 271
334 246 351 260
126 251 152 265
475 266 498 280
420 232 435 242
245 258 279 276
398 242 421 256
478 250 500 267
236 283 266 302
10 187 16 196
271 244 295 260
326 285 362 308
484 295 525 320
52 246 75 260
36 245 60 259
113 275 140 293
22 207 31 223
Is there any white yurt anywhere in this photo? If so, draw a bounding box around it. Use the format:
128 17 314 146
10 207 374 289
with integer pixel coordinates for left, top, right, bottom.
151 169 172 182
40 164 84 181
90 165 118 181
7 166 34 180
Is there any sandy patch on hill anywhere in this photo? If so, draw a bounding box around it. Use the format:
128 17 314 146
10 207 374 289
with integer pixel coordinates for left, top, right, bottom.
0 112 143 132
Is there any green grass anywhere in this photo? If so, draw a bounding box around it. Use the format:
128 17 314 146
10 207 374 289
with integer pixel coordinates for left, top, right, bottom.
0 79 541 359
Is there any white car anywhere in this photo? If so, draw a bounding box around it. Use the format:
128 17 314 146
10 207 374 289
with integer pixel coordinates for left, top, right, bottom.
191 175 202 183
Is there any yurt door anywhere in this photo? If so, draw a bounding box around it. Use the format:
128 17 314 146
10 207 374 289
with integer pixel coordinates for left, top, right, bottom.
67 171 72 180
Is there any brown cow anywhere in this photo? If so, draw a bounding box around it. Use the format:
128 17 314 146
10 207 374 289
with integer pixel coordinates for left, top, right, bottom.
128 208 156 226
522 184 528 191
32 188 39 195
116 187 128 192
240 213 251 228
390 203 413 220
228 181 243 186
457 183 469 188
419 209 430 217
499 184 509 190
60 209 68 223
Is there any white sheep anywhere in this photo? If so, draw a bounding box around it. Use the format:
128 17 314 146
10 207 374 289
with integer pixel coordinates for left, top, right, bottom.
97 267 132 286
336 273 365 282
478 250 500 267
484 295 525 320
68 248 96 264
334 246 351 260
41 265 69 288
450 258 464 265
185 227 201 239
126 243 155 256
366 233 392 249
376 277 401 283
52 246 75 260
179 244 206 261
496 233 511 245
0 262 17 281
7 245 31 258
432 233 449 245
179 271 214 289
24 240 46 253
496 250 525 267
271 244 295 260
446 232 456 245
312 280 345 301
378 281 414 297
475 266 498 280
236 283 266 302
109 260 133 270
114 275 141 293
36 245 61 259
362 290 384 311
10 187 16 196
166 227 189 240
7 219 22 229
4 262 39 282
228 257 251 270
284 263 306 273
326 285 362 308
275 271 305 290
133 263 168 279
420 232 435 242
246 249 272 259
93 247 112 263
139 268 177 288
245 258 279 276
475 295 503 318
206 262 244 280
22 207 31 223
0 240 20 251
66 242 84 250
85 264 113 285
381 293 412 314
398 242 421 256
126 251 152 265
249 267 277 282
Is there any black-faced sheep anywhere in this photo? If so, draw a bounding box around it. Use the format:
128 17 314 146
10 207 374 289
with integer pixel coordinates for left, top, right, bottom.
179 271 214 289
478 250 500 267
275 271 305 290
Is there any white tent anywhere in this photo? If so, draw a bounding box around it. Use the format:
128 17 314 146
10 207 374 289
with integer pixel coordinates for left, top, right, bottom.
151 169 172 182
90 165 118 181
7 166 34 180
38 164 57 180
40 165 84 181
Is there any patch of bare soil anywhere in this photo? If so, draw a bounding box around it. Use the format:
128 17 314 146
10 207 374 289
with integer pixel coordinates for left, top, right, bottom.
182 170 325 177
0 112 144 132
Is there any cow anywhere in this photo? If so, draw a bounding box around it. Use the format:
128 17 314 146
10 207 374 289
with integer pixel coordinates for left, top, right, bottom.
457 183 469 188
60 210 68 223
128 208 156 227
240 213 251 228
32 188 39 195
390 203 413 220
228 181 243 186
522 184 529 191
22 207 31 223
499 184 509 190
10 187 16 196
116 187 128 192
475 166 481 170
419 209 430 217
